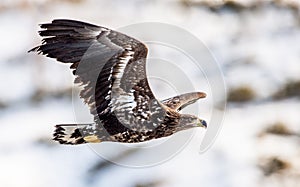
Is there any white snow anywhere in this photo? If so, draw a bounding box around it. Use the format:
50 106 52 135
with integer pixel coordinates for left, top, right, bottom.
1 0 299 187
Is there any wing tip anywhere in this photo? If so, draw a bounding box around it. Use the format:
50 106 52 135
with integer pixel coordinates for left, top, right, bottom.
197 92 207 98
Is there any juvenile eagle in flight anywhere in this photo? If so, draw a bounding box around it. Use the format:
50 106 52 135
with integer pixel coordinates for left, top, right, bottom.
29 19 207 145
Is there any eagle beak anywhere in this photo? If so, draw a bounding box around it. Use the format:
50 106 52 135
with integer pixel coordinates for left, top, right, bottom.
198 119 207 128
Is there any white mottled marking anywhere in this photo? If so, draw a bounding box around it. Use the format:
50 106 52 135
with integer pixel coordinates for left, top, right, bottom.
112 47 134 89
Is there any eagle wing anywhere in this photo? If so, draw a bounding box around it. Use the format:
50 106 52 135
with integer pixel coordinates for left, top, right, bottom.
161 92 206 111
30 19 166 137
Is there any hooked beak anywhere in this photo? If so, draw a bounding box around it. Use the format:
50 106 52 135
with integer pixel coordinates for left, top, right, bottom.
198 119 207 128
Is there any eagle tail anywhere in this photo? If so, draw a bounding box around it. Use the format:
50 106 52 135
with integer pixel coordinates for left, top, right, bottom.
53 124 100 145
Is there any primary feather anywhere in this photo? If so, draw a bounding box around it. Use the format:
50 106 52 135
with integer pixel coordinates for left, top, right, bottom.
30 19 207 144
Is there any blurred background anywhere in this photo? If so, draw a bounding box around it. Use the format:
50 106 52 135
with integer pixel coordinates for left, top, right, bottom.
1 0 300 186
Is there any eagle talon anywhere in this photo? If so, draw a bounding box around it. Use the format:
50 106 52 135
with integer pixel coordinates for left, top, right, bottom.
30 19 207 144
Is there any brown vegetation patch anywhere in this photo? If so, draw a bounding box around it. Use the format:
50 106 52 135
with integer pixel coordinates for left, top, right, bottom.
227 86 256 102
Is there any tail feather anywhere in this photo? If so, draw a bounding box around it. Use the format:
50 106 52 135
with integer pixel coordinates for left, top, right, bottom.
53 124 96 145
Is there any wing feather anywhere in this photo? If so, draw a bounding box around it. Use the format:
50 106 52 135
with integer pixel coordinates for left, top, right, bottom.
30 19 166 138
161 92 206 111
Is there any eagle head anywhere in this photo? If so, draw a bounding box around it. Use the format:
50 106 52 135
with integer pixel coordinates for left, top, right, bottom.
176 114 207 132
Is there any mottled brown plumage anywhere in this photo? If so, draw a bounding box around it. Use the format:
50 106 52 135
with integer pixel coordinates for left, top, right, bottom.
29 19 207 145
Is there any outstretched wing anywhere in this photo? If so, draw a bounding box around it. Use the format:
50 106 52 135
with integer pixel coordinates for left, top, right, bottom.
161 92 206 111
30 19 166 138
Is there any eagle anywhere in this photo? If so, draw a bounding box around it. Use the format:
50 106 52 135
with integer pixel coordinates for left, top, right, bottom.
29 19 207 145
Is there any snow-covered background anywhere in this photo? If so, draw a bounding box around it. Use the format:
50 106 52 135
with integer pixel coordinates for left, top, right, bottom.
1 0 300 187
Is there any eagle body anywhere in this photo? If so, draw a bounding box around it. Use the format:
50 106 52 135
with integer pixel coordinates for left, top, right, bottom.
30 19 207 145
